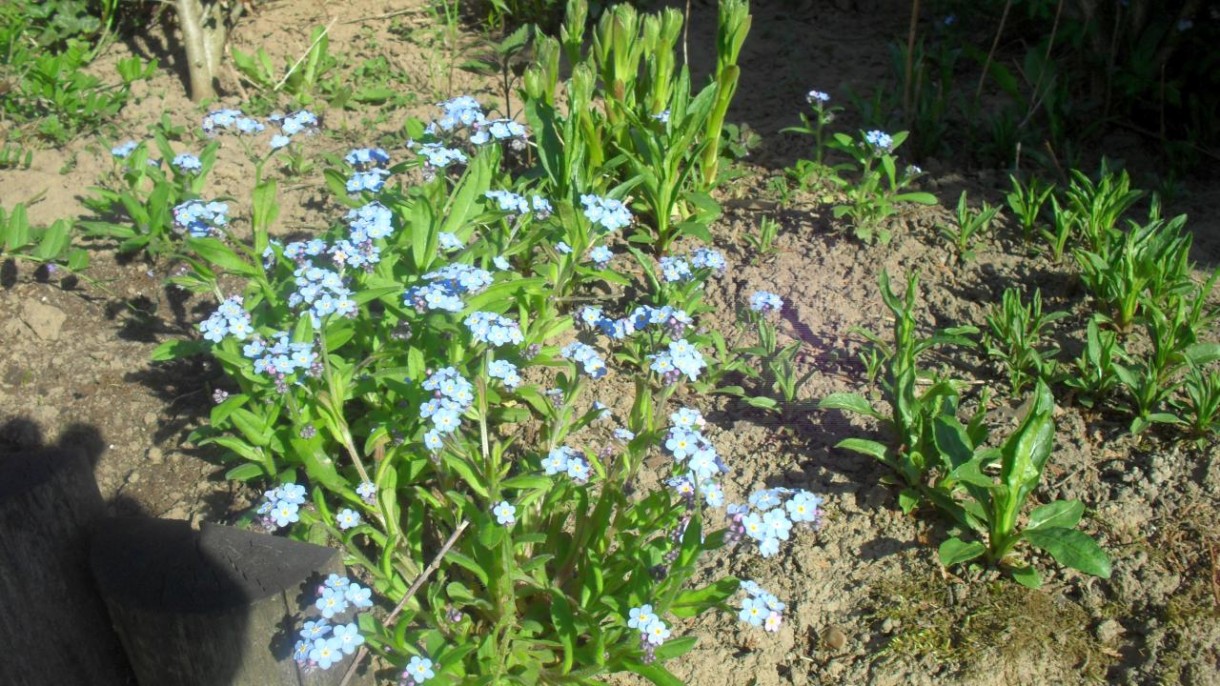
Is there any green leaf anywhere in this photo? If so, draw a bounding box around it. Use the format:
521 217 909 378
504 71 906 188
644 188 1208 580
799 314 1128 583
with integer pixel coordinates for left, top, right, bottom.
1023 527 1111 578
897 488 921 514
151 339 210 361
670 577 738 618
818 392 883 419
835 437 889 462
225 463 266 481
186 238 260 277
654 635 698 660
938 537 986 567
627 662 684 686
1010 565 1042 589
550 590 576 673
1026 500 1084 531
445 550 489 586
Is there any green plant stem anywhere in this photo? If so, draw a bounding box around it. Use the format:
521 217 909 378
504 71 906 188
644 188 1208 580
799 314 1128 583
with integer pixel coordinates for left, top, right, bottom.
338 519 470 686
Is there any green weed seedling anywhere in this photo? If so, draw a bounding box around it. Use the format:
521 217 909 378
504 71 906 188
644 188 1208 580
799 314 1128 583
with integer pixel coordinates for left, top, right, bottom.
1177 365 1220 444
717 293 816 415
825 130 937 245
1075 206 1196 333
1005 174 1054 242
1116 292 1220 435
743 215 779 258
782 89 843 169
1041 195 1076 262
1063 163 1143 253
1 202 89 273
0 143 33 170
1063 317 1129 409
819 271 977 510
939 191 1000 263
231 25 338 109
935 382 1112 588
981 288 1067 396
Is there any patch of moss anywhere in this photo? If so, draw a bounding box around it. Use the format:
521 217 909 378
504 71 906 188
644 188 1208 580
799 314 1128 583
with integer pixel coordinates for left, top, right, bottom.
867 572 1113 682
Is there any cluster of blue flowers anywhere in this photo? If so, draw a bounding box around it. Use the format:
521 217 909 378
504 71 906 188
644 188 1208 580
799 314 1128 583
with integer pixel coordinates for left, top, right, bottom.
202 108 264 135
541 445 592 484
749 290 784 314
420 367 474 452
738 580 786 633
487 359 521 389
580 194 633 232
199 296 252 343
864 129 894 152
658 247 726 283
465 311 524 347
347 167 390 195
578 303 693 342
255 481 308 529
470 118 527 148
173 199 229 238
345 147 390 169
244 330 319 386
201 108 317 149
110 140 138 158
727 487 822 558
172 153 202 174
430 95 484 133
288 264 358 326
291 574 373 672
648 338 707 382
627 604 672 664
411 142 468 169
404 263 493 313
560 341 608 379
806 89 831 105
663 407 727 508
484 189 553 218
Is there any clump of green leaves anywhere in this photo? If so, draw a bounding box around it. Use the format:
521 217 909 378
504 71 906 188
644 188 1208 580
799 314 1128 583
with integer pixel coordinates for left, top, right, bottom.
935 382 1112 588
825 131 937 245
1005 174 1054 242
939 191 1000 263
231 25 339 111
981 288 1067 396
1 201 89 273
818 271 977 510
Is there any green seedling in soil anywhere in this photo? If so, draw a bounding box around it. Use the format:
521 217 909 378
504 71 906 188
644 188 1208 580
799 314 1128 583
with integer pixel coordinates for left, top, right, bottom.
231 25 338 109
717 299 817 415
1040 195 1076 262
719 121 761 163
0 202 89 273
819 271 977 510
1005 174 1054 242
1063 163 1143 253
826 130 938 245
939 191 1000 263
1177 365 1220 444
0 143 33 170
698 0 751 190
935 381 1112 588
1074 208 1196 333
1115 292 1220 435
981 288 1067 396
744 215 779 258
782 89 843 168
1063 316 1129 409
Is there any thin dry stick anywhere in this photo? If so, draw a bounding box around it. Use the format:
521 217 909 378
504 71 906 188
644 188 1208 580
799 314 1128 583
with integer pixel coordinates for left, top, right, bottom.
903 0 920 123
338 519 471 686
274 16 338 93
1018 0 1063 130
975 0 1013 101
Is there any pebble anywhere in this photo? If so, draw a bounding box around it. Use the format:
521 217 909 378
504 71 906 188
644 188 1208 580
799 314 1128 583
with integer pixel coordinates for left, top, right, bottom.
20 300 67 340
146 447 163 465
1095 618 1124 643
824 626 847 651
126 470 141 484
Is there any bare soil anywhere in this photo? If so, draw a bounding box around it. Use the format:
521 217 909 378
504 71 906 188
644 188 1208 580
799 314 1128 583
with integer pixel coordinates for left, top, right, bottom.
1 0 1218 684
